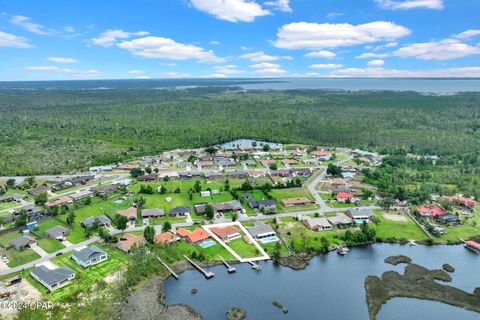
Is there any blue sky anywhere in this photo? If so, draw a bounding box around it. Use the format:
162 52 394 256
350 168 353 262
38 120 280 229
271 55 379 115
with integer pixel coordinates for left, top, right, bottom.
0 0 479 80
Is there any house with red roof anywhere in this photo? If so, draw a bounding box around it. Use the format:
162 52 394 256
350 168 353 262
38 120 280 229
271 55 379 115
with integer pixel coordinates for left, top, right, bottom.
311 151 332 161
417 204 448 218
443 195 476 209
187 228 211 244
337 192 355 203
210 226 241 242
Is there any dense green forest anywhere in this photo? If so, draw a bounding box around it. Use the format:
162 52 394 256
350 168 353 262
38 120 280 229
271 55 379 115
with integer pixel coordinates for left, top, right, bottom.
0 87 479 175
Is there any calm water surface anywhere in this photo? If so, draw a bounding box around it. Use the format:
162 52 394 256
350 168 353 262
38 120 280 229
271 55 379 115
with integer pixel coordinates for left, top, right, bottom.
163 244 479 320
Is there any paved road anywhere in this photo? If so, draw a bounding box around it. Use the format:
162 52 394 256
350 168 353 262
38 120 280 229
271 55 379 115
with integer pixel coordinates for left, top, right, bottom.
0 237 100 276
0 174 130 215
1 154 374 276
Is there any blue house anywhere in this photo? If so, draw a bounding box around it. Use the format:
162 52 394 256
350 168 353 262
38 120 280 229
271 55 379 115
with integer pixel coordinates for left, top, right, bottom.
71 245 108 268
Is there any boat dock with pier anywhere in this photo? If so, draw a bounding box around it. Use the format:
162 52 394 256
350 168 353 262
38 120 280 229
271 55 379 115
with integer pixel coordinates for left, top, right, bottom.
184 255 215 279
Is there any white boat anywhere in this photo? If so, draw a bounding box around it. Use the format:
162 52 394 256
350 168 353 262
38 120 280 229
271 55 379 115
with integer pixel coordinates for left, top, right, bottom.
408 240 417 246
337 246 349 256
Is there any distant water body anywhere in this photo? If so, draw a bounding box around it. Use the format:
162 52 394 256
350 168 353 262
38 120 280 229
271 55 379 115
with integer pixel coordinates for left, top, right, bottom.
1 78 479 93
163 244 479 320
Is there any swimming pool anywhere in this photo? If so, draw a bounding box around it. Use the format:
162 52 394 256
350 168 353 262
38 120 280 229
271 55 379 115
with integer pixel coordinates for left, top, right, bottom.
200 240 216 248
260 236 279 243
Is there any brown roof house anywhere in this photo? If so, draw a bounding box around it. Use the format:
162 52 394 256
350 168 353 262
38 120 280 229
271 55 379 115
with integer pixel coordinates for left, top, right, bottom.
281 197 314 207
116 233 146 254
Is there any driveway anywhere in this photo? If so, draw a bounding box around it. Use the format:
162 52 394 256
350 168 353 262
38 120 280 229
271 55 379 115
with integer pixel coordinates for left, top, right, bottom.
30 244 48 257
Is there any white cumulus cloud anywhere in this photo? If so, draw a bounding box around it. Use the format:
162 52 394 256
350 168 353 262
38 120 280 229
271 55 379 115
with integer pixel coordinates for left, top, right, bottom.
394 38 480 60
92 29 149 47
331 66 480 77
118 36 224 63
189 0 270 22
375 0 444 10
47 57 78 63
160 72 191 78
305 50 336 58
264 0 292 12
239 51 292 62
367 59 385 66
0 31 32 48
309 64 343 69
10 15 54 35
274 21 410 50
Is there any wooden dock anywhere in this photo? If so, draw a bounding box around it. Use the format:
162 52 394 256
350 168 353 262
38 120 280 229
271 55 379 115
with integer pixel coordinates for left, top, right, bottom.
157 257 179 280
184 255 215 279
220 257 236 273
247 261 259 270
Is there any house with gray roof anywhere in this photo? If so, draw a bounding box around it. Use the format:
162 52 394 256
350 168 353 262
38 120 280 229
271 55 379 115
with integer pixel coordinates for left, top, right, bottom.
246 221 276 240
247 199 277 212
30 266 75 292
11 235 37 250
347 208 375 223
327 213 354 228
299 216 332 231
45 226 70 241
141 208 165 219
170 206 191 217
81 215 111 228
72 245 108 268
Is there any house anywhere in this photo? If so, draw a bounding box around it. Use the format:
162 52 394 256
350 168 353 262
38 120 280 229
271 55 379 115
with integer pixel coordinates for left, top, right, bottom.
247 199 277 212
241 160 257 166
176 228 192 238
81 215 111 228
170 206 191 217
72 245 108 268
117 163 140 170
330 178 348 189
436 214 461 225
137 174 157 182
328 213 354 228
246 221 276 240
29 185 50 196
11 235 37 250
212 201 244 214
0 194 24 202
443 195 477 209
281 197 314 207
291 168 311 177
417 204 447 218
186 228 211 244
68 175 95 186
300 216 332 231
260 159 277 166
89 165 114 173
141 208 165 219
347 208 375 223
116 233 146 253
12 206 43 220
46 226 70 241
210 226 241 242
282 159 298 165
30 266 75 292
155 232 178 245
201 191 211 197
46 196 72 208
91 185 118 197
69 190 93 202
311 151 332 161
117 207 138 222
336 192 356 203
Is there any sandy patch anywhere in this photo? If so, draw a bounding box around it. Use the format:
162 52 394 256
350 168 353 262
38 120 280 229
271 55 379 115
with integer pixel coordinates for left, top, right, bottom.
1 279 43 320
104 270 123 284
383 213 407 222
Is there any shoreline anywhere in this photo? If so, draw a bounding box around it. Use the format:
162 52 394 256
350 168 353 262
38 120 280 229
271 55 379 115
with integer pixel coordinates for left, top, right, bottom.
120 241 472 319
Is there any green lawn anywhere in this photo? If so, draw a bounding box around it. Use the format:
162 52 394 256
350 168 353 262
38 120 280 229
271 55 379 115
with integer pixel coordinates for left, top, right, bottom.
33 219 70 238
436 209 480 243
155 239 235 264
5 247 40 267
373 210 429 242
37 237 65 253
0 230 22 247
28 243 132 302
270 188 319 212
226 238 260 258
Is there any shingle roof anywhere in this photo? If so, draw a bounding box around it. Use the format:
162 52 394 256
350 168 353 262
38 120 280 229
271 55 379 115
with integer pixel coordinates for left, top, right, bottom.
246 222 274 237
81 215 110 228
11 235 36 248
31 266 75 286
45 226 69 238
72 245 106 262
